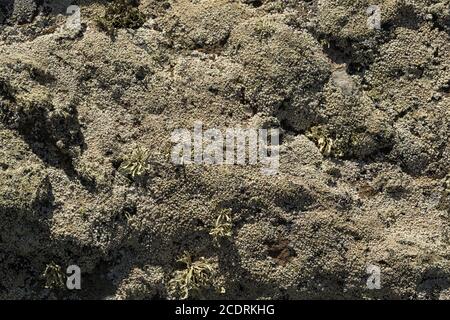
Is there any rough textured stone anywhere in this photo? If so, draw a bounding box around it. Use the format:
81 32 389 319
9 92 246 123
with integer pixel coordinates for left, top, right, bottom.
0 0 449 300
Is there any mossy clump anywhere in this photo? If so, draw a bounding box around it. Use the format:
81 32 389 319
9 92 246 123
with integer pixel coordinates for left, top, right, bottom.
227 16 331 128
96 0 146 34
253 18 277 41
169 253 215 299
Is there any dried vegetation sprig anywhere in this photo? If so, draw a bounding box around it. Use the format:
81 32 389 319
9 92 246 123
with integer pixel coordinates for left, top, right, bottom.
169 252 215 299
209 208 233 244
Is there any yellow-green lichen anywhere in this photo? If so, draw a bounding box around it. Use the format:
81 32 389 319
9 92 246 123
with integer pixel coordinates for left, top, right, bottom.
209 208 233 244
43 262 65 289
121 146 151 178
306 126 345 158
168 252 215 299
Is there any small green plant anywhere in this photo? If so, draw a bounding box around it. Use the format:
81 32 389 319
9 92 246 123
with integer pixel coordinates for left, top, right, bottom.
43 262 65 289
96 0 146 35
169 252 215 299
209 209 233 244
121 146 151 178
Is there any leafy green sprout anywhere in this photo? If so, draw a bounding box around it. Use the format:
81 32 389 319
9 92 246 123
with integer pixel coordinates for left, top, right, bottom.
121 146 151 178
43 262 65 289
209 209 233 244
169 252 215 299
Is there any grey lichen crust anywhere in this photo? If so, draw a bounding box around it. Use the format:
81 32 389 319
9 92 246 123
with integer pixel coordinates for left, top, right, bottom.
0 0 449 300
